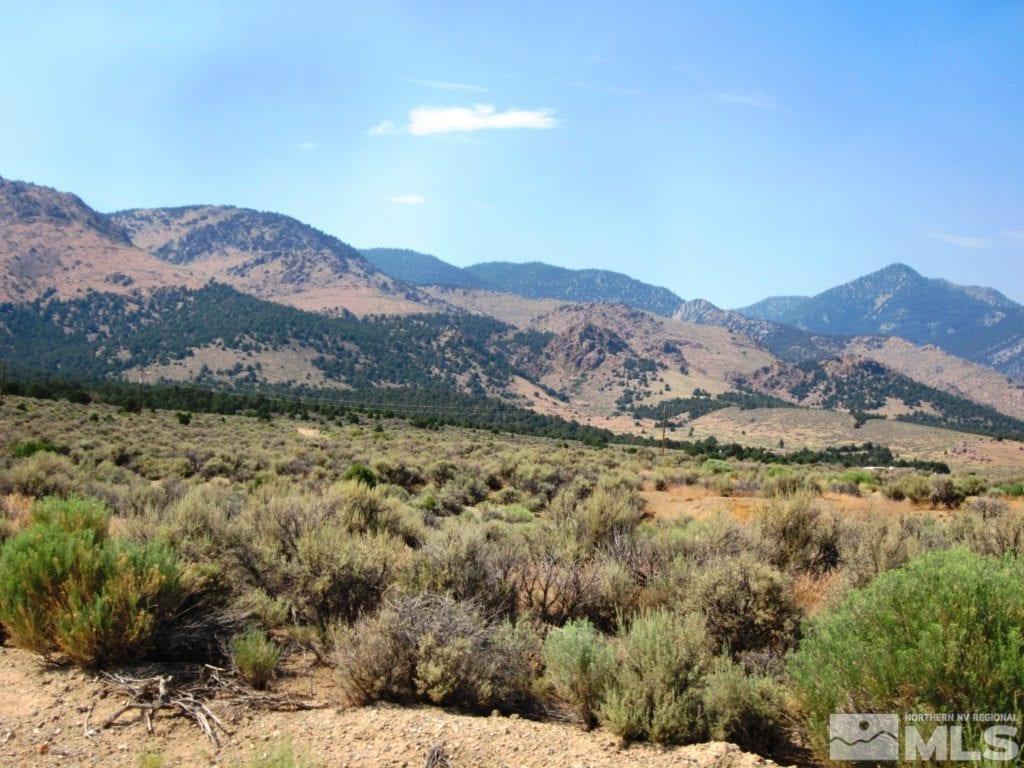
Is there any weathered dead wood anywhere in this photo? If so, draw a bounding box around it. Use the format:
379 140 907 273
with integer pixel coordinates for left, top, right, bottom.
99 666 327 747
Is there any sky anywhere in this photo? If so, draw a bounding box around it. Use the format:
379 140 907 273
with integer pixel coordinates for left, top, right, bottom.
2 1 1023 307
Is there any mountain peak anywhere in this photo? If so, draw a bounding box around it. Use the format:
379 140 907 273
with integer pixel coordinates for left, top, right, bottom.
870 263 922 283
735 261 1024 378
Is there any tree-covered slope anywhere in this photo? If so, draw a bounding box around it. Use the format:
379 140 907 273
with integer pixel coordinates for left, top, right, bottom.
360 248 494 289
0 283 528 394
464 261 684 317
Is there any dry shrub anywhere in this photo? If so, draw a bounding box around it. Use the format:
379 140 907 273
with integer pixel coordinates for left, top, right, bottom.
335 594 540 713
510 523 599 624
599 610 711 743
790 570 845 617
549 478 645 551
756 496 840 575
399 525 519 617
702 656 790 754
838 514 940 588
0 452 78 497
678 553 801 659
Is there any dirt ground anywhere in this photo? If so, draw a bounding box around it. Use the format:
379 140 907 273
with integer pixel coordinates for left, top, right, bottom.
640 482 1024 524
0 646 787 768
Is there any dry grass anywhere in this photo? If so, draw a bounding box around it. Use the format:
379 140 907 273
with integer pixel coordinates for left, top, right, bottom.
690 406 1024 476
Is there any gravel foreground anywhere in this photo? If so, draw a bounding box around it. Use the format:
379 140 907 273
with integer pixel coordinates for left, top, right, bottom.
0 646 790 768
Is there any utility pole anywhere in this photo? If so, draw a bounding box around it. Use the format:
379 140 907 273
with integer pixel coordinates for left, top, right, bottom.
136 371 145 414
660 401 667 457
0 360 6 406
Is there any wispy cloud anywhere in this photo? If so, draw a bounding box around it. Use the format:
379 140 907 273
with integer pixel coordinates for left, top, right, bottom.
387 194 427 205
925 231 995 250
406 78 489 93
407 104 557 136
295 141 317 151
565 80 653 97
368 120 398 136
714 91 776 109
1005 230 1024 245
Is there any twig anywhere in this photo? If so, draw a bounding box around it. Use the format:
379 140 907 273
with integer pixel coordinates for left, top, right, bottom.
98 666 325 748
83 703 98 738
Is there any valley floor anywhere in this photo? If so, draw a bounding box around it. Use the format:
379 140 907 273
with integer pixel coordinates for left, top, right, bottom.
0 646 783 768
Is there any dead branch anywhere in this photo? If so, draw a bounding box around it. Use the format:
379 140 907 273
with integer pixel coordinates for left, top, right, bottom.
98 666 327 747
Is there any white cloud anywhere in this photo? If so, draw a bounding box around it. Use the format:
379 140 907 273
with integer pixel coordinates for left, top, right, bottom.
387 194 427 205
407 104 557 135
406 78 489 93
368 120 398 136
715 91 776 109
1005 230 1024 245
295 141 316 151
925 231 994 250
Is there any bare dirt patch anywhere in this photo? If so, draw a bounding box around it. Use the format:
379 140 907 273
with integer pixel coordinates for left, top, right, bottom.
0 646 782 768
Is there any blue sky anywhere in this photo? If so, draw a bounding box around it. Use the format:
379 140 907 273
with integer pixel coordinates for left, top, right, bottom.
2 1 1022 306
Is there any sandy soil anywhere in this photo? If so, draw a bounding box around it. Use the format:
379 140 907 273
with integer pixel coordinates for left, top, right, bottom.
0 646 786 768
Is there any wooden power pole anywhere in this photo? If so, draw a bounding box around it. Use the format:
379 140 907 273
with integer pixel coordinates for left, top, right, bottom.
660 401 667 456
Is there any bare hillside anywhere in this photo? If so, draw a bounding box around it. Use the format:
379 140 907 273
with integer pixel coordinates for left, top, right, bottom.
112 206 438 316
523 304 777 415
844 336 1024 420
0 177 199 301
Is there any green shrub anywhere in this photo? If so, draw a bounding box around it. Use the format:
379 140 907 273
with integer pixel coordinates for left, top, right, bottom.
343 463 378 488
882 473 932 504
335 594 540 714
996 482 1024 498
542 619 615 728
702 656 789 754
30 495 109 536
399 526 519 617
175 411 192 426
789 549 1024 763
954 474 988 499
232 628 281 690
836 468 877 488
10 438 63 458
599 611 711 743
701 459 732 475
0 497 186 666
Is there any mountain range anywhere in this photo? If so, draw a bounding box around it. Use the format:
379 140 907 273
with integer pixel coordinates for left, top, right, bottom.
3 174 1024 463
359 242 1024 380
738 264 1024 377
